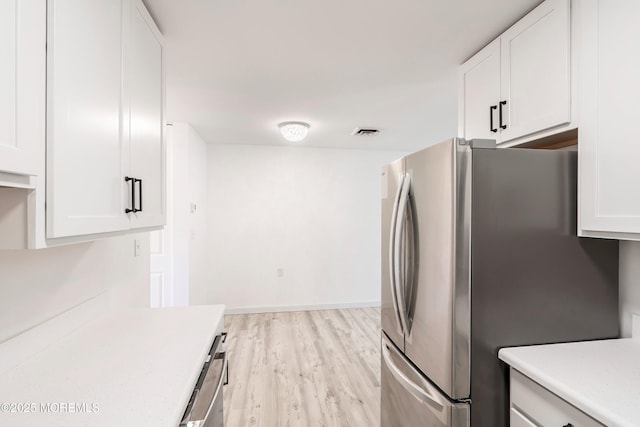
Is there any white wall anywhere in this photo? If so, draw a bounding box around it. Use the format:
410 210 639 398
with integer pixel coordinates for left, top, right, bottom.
170 123 208 306
171 124 190 305
619 241 640 337
206 144 405 312
0 234 150 343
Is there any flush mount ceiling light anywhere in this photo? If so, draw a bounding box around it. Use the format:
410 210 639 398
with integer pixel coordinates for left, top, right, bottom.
278 121 310 142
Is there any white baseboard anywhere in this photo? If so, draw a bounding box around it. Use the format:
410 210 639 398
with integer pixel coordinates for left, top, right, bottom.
225 300 381 315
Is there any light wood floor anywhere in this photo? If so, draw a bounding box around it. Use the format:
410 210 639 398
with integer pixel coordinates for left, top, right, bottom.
223 307 381 427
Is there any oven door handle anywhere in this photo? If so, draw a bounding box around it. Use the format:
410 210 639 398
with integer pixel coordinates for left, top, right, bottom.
179 350 227 427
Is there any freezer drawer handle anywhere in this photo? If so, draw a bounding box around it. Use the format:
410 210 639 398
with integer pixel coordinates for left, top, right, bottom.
382 340 444 414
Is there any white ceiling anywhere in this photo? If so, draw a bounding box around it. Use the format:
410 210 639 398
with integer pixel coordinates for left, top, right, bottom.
144 0 541 151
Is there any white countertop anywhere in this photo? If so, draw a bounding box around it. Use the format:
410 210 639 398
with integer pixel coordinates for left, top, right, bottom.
0 304 225 427
499 338 640 427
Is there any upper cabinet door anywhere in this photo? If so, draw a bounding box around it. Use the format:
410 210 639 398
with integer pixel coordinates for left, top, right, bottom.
499 0 571 143
0 0 45 177
127 0 166 229
458 40 500 141
578 0 640 239
458 0 573 146
46 0 130 238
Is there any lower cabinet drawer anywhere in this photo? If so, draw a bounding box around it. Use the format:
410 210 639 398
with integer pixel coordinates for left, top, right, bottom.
510 408 537 427
510 368 605 427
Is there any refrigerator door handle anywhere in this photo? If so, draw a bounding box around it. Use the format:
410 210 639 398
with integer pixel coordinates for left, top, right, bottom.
381 337 447 419
389 173 405 335
402 173 417 337
395 173 412 335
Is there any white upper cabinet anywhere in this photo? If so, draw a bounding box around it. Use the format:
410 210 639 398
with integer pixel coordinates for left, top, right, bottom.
46 0 165 239
127 0 166 229
499 0 571 142
0 0 45 180
578 0 640 239
459 0 572 146
47 0 130 238
458 40 500 141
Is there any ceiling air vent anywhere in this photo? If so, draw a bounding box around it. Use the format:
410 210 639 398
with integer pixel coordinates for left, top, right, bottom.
352 127 380 136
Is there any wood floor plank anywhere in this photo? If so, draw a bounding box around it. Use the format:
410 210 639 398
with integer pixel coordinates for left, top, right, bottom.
223 308 381 427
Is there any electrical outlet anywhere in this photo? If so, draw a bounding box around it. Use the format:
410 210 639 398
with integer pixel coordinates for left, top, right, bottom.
277 268 284 278
134 239 141 257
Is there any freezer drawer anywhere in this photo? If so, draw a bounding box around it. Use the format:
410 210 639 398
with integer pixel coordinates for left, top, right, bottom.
381 333 469 427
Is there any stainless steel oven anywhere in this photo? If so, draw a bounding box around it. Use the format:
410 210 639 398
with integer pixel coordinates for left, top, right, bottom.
180 332 228 427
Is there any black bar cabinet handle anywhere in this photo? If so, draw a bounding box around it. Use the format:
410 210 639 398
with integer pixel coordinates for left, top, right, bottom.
490 105 498 133
499 100 507 130
224 358 229 386
134 178 143 212
125 176 135 213
563 424 574 427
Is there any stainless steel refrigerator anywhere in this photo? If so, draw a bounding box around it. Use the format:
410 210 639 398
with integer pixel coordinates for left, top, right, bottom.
380 138 619 427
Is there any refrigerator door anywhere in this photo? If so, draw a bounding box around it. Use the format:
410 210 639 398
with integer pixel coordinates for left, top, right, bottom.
381 333 470 427
403 138 472 400
381 158 406 351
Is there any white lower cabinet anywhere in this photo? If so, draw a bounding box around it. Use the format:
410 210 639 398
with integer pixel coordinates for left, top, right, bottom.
510 369 605 427
510 408 537 427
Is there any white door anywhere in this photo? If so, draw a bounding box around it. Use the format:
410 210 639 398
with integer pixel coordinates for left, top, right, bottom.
0 0 45 176
499 0 571 143
458 39 500 141
150 124 174 307
46 0 130 238
150 229 173 307
128 0 166 230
